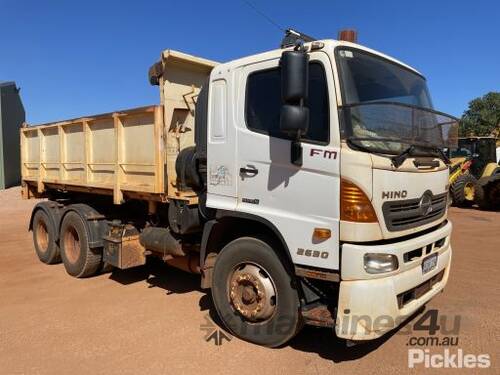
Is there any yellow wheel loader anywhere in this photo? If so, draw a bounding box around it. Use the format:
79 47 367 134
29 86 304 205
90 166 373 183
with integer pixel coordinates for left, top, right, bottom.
449 137 500 210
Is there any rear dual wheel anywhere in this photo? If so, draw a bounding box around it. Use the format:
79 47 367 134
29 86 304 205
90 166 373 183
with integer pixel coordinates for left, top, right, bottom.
32 210 61 264
59 212 102 278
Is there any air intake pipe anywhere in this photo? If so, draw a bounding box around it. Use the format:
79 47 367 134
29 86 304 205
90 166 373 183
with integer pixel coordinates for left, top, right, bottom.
139 227 200 274
139 227 186 257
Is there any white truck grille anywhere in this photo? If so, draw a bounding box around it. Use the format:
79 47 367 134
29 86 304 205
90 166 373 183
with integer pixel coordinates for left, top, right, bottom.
382 192 447 231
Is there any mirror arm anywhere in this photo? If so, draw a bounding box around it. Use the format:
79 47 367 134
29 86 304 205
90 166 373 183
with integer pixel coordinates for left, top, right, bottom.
291 134 303 166
289 98 304 166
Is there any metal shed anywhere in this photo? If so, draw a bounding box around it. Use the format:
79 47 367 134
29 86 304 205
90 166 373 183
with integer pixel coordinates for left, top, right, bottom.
0 81 25 189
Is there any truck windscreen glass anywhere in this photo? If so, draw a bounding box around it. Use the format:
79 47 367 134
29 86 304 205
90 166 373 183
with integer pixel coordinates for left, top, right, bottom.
336 48 432 108
336 48 458 154
340 102 459 155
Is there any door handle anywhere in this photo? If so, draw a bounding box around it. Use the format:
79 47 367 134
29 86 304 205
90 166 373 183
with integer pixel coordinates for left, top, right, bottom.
239 166 259 176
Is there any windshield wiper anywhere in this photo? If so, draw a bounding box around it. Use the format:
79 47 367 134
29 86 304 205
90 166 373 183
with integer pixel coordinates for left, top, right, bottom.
347 137 450 167
392 145 450 168
434 147 451 165
391 146 415 168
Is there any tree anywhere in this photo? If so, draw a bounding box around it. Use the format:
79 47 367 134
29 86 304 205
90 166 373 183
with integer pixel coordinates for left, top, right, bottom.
459 92 500 137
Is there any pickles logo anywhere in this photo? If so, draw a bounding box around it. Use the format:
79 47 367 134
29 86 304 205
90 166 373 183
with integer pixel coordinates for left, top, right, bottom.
408 349 490 369
200 314 232 346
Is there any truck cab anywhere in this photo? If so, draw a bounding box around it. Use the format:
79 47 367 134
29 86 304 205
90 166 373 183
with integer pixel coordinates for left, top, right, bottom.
201 38 456 341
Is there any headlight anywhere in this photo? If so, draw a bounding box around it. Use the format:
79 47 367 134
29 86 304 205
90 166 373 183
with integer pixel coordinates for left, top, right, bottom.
363 253 399 274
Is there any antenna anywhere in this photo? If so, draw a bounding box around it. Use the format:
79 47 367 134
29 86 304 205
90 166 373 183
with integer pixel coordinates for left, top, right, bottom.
241 0 284 32
240 1 316 48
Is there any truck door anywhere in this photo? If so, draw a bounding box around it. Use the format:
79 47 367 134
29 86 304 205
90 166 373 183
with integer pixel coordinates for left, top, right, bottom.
235 51 341 270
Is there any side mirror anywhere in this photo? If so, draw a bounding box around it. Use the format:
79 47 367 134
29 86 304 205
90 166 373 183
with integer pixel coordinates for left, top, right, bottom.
148 61 163 86
280 50 309 166
281 51 309 103
280 105 309 137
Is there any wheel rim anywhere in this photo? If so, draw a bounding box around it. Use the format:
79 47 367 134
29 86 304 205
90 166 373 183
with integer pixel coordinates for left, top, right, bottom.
64 226 81 264
464 182 475 201
228 263 277 322
36 221 49 253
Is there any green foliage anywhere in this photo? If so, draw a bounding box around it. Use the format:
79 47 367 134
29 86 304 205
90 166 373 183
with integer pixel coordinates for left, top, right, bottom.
459 92 500 137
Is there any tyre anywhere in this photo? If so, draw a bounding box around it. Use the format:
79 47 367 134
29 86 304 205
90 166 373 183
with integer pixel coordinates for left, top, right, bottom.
59 211 102 278
100 262 114 274
475 181 500 210
450 174 477 207
32 210 61 264
211 237 302 347
489 181 500 209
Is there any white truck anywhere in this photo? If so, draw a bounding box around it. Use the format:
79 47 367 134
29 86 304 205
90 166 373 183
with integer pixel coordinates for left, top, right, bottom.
21 30 457 347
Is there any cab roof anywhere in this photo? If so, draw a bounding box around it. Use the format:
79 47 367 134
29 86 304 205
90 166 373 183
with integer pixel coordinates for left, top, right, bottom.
213 39 423 77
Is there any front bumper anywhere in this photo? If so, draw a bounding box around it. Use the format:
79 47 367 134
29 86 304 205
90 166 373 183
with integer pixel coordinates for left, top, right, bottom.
335 221 452 340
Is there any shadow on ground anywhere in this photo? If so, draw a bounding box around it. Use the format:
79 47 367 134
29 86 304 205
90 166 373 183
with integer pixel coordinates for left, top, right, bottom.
107 258 424 362
109 257 201 294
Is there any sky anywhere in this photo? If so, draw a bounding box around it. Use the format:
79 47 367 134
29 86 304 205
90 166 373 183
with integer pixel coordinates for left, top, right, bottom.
1 0 499 124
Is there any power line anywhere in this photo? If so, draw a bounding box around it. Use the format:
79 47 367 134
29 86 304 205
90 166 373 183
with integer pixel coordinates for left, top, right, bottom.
241 0 285 32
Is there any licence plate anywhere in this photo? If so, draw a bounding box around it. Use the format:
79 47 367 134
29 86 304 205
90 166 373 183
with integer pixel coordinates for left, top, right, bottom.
422 253 438 274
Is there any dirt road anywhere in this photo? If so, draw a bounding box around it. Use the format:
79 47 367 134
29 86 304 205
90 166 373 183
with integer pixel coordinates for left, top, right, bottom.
0 186 498 374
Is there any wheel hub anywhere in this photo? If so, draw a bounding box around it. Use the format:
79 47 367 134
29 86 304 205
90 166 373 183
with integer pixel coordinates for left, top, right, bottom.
64 226 81 264
36 222 49 253
241 285 257 304
464 182 475 201
229 264 276 322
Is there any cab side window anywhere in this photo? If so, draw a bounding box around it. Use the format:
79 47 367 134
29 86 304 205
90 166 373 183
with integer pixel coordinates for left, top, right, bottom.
245 62 329 144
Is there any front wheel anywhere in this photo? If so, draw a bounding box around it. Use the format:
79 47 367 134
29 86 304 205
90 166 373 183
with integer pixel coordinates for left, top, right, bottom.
450 173 477 207
211 237 302 347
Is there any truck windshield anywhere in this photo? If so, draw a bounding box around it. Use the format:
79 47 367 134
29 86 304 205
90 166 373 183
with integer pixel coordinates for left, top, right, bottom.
336 48 458 154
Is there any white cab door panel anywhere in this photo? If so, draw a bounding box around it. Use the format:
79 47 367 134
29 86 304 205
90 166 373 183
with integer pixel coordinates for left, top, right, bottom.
235 51 341 270
206 69 238 211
